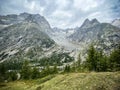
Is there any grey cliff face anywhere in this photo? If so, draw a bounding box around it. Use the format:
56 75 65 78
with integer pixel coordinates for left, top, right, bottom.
0 13 55 61
80 18 100 29
69 19 120 52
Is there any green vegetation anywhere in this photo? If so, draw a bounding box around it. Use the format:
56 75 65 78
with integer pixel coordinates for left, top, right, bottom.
21 60 32 79
1 59 23 70
0 44 120 90
109 45 120 71
84 44 120 72
31 67 40 79
0 63 6 82
64 65 71 72
0 44 120 82
0 72 120 90
0 52 74 81
0 63 18 82
20 60 58 80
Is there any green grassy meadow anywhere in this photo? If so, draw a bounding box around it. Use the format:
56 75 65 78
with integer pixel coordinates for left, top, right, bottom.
0 72 120 90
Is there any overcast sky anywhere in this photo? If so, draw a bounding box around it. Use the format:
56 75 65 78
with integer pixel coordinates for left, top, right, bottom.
0 0 120 28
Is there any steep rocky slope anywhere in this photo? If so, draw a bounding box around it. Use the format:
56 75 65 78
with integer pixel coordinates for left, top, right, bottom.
69 19 120 54
0 13 74 66
0 13 56 62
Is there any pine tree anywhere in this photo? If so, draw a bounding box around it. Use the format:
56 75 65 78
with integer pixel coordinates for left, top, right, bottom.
86 45 97 71
21 60 32 79
77 53 81 67
31 67 40 79
96 50 108 72
71 62 76 72
109 45 120 71
7 71 17 81
0 63 6 82
64 65 71 72
53 64 58 74
0 63 6 75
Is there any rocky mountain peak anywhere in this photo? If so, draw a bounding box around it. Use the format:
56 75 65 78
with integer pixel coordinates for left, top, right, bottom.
0 13 56 61
80 18 100 29
91 18 100 25
19 12 30 18
0 12 48 25
82 18 90 25
20 12 44 23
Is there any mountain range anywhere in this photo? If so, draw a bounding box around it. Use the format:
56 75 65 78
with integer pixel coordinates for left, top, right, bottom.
0 12 120 64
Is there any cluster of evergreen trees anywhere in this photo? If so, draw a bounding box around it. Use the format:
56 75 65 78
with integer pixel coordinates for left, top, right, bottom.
20 60 58 80
64 44 120 72
0 60 58 81
0 63 18 82
85 45 120 72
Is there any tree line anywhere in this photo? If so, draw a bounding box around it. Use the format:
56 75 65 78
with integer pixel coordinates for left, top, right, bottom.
64 44 120 73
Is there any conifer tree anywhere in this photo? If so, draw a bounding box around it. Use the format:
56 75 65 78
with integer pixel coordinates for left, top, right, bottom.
64 65 71 72
86 45 97 71
53 64 58 74
77 53 81 67
109 45 120 71
31 67 40 79
21 60 32 79
0 63 6 82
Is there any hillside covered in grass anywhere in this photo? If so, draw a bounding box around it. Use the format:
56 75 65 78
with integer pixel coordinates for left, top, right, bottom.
0 72 120 90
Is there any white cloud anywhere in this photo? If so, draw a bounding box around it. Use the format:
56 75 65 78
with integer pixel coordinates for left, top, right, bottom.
0 0 119 28
88 12 101 18
23 1 44 15
24 1 36 12
56 0 70 10
73 0 99 12
52 10 72 19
